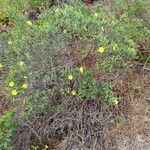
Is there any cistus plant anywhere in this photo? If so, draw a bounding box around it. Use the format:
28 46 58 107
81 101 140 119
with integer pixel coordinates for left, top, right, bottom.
0 0 149 149
0 0 147 117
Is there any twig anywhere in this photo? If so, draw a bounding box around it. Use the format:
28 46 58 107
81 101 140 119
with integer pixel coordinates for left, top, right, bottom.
143 67 150 71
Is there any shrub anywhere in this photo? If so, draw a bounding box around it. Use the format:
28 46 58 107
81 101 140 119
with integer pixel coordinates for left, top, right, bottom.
0 0 149 149
0 0 144 117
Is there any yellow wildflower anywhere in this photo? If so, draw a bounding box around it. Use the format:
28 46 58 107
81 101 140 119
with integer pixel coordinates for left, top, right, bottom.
112 21 115 24
55 8 59 13
84 26 87 31
113 44 118 51
9 81 15 87
45 145 49 149
130 48 136 53
19 61 24 67
94 12 98 17
23 76 27 79
0 63 3 70
21 83 28 89
71 90 76 96
79 66 84 74
68 74 73 81
112 98 119 105
27 20 32 26
8 41 13 45
12 89 18 96
63 29 67 34
98 47 105 53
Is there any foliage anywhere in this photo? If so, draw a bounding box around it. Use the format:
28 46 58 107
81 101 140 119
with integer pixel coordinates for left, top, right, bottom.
0 111 17 150
0 0 149 149
0 0 144 116
60 67 101 100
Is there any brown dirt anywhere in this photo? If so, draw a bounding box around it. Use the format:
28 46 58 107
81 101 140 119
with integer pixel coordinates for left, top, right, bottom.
104 69 150 150
0 97 24 115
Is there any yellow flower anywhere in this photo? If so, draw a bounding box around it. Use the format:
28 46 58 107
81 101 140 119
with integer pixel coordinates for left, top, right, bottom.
21 83 28 89
0 63 3 70
112 98 119 105
84 26 87 31
12 89 18 96
23 76 27 79
98 47 105 53
55 8 59 13
112 21 115 25
94 12 98 17
71 90 76 96
8 41 13 45
63 29 67 34
45 145 49 149
27 20 32 26
68 74 73 81
130 48 136 53
113 44 118 51
79 66 84 74
19 61 24 67
9 81 15 87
